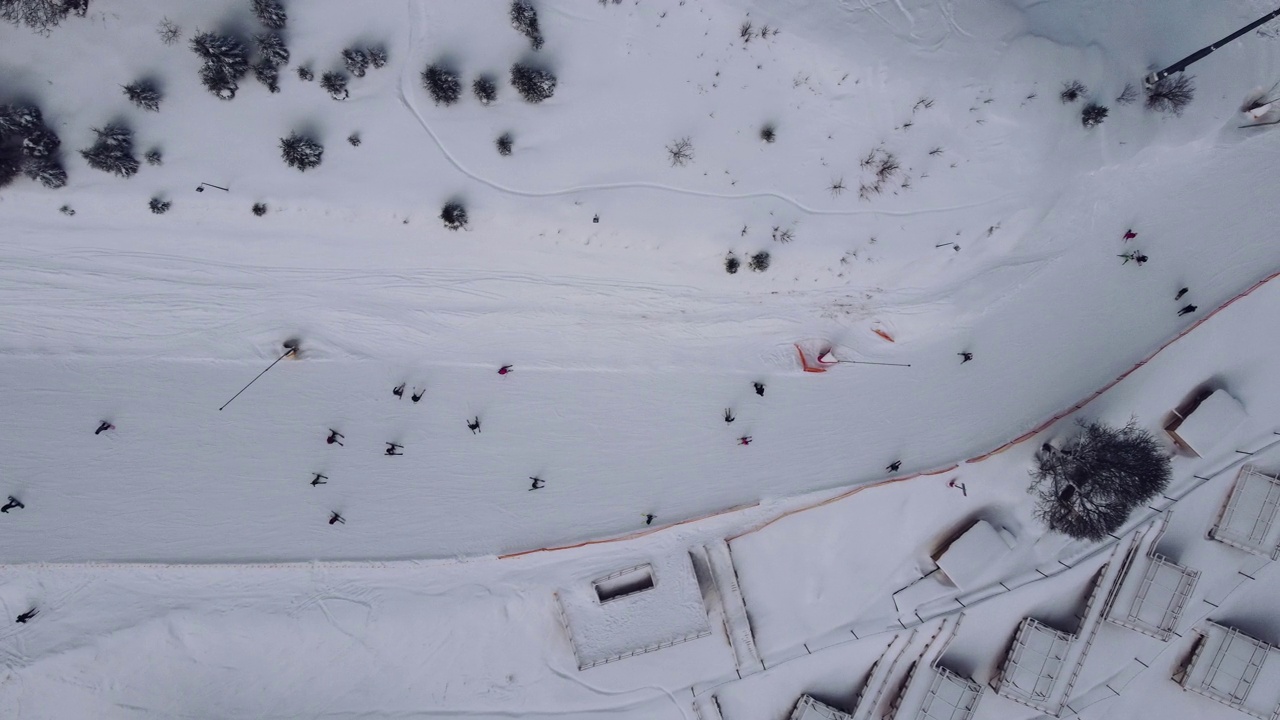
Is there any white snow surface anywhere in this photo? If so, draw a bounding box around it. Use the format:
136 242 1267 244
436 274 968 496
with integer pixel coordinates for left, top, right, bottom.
4 0 1280 717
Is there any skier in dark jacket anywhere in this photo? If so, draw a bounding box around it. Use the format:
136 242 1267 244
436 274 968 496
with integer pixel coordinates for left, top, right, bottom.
467 417 481 434
958 352 973 363
328 511 345 525
753 382 765 397
95 420 114 435
1175 287 1188 301
385 443 404 456
1 496 24 513
724 409 735 423
644 513 656 525
15 608 37 623
529 476 545 490
887 460 901 473
498 365 513 375
326 430 344 446
393 383 405 399
411 389 424 403
1178 304 1198 316
310 473 328 487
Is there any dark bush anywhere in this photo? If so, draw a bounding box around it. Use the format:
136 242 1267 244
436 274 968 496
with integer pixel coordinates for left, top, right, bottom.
440 201 467 230
149 197 171 214
667 137 694 167
473 75 498 105
1081 102 1108 128
255 31 289 68
748 251 770 272
279 131 322 171
347 132 360 147
1030 420 1170 541
1145 74 1195 116
422 64 462 105
123 80 162 111
510 62 556 103
80 124 139 178
510 0 544 50
368 45 388 69
725 253 740 274
253 62 280 92
252 202 267 216
1 0 83 32
145 149 162 166
1115 82 1138 106
297 65 314 81
342 48 369 78
252 0 286 30
320 71 349 100
156 16 181 45
496 132 513 156
1060 80 1086 103
760 124 775 143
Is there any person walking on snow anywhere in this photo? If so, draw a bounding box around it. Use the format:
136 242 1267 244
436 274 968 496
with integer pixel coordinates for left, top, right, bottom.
328 511 345 525
467 417 481 434
1 496 24 513
385 442 404 456
326 429 344 446
1175 287 1189 301
529 476 545 490
753 382 765 397
411 388 424 403
724 409 735 423
310 473 328 487
15 608 37 623
95 420 113 435
738 436 753 446
958 352 973 363
498 365 513 375
887 460 901 473
1178 304 1198 316
393 383 405 399
1122 229 1137 241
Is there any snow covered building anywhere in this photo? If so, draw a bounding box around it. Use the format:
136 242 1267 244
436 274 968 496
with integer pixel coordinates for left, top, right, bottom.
555 553 712 670
886 617 984 720
993 618 1074 708
1104 520 1200 641
932 520 1015 592
1210 465 1280 559
1175 621 1280 719
789 694 853 720
1165 388 1248 457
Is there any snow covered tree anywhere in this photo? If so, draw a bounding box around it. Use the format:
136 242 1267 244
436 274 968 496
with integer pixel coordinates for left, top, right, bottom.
725 253 740 274
1081 102 1108 128
191 32 249 99
510 0 544 50
253 61 281 93
510 62 555 103
251 0 286 30
748 251 770 272
149 196 171 214
0 0 83 32
22 154 66 188
0 104 43 135
255 31 289 68
342 48 369 78
495 132 513 156
200 63 240 100
440 201 467 230
422 63 462 105
0 146 21 188
80 124 138 178
1145 74 1195 116
473 75 498 105
1030 420 1170 541
21 126 59 157
145 148 162 166
347 132 360 146
320 71 348 100
296 65 313 81
252 202 267 216
760 124 776 143
122 80 162 111
279 131 322 171
367 45 388 69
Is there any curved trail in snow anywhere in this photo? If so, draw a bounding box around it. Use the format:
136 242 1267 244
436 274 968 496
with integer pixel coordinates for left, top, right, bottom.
395 2 1014 219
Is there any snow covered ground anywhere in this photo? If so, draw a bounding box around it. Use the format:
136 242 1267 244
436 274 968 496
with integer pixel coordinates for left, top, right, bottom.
4 0 1280 717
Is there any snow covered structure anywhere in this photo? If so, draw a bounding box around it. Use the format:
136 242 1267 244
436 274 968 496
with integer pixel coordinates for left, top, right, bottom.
556 553 712 670
789 694 853 720
1165 388 1248 457
1104 518 1200 641
887 617 984 720
933 520 1015 591
1209 465 1280 559
1175 621 1280 719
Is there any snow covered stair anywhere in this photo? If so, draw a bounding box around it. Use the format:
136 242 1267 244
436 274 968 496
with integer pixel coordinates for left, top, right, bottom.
694 539 765 677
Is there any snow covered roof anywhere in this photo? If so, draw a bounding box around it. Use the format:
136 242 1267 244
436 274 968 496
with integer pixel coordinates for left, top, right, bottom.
1167 388 1247 457
1178 621 1280 719
1210 466 1280 559
789 694 853 720
934 520 1013 591
1105 553 1198 640
994 618 1073 707
916 666 983 720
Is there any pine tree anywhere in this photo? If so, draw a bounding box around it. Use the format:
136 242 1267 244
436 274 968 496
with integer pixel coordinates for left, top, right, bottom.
320 71 349 100
279 131 322 171
342 48 369 78
122 80 163 111
296 65 314 81
80 124 139 178
510 63 556 103
22 154 67 188
253 61 280 93
0 104 43 135
199 63 240 100
1081 102 1108 128
421 64 462 105
510 0 544 50
251 0 286 30
440 201 467 230
367 45 388 69
20 126 60 157
145 149 162 166
473 76 498 105
496 132 513 156
149 197 171 214
0 147 21 188
254 31 289 68
748 251 770 272
191 32 249 99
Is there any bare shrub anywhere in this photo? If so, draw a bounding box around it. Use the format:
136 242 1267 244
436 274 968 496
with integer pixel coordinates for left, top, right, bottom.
1145 74 1195 116
1060 80 1086 103
667 137 694 167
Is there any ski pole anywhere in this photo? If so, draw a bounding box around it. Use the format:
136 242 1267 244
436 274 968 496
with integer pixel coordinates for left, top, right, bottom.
219 347 295 411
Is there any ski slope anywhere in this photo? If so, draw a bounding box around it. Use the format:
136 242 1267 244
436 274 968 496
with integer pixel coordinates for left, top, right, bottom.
4 0 1280 717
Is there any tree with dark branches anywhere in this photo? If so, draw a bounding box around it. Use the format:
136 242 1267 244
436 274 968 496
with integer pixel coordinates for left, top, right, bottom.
667 137 694 167
0 146 23 188
510 62 556 103
191 32 249 99
1029 420 1170 541
367 46 388 69
440 201 468 230
255 32 289 69
22 154 67 188
80 124 139 178
473 75 498 105
1081 102 1108 128
422 63 462 105
1145 74 1195 116
253 61 281 93
1060 80 1087 103
123 80 162 111
251 0 286 30
279 131 322 171
320 71 349 100
496 132 513 156
510 0 544 50
1 0 86 32
342 48 369 78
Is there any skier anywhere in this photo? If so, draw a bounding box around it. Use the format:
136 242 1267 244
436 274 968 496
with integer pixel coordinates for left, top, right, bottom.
887 460 901 473
328 511 345 525
1122 229 1137 241
310 473 328 487
498 365 513 375
1 496 24 513
724 408 735 423
15 608 37 624
411 388 424 403
947 478 968 496
738 436 753 446
644 513 656 525
1175 287 1189 301
467 417 481 434
1178 304 1198 316
326 429 345 446
393 383 405 399
385 442 404 456
958 352 973 364
1135 254 1149 266
753 382 765 397
529 476 545 490
94 420 113 435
